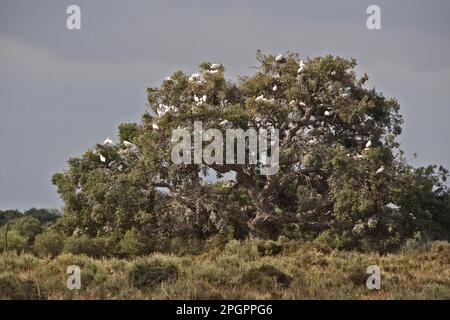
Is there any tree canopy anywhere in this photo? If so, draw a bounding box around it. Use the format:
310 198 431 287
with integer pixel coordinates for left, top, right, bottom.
52 51 450 252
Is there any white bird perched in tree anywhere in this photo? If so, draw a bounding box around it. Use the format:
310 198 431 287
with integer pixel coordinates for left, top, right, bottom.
255 95 264 102
123 140 133 147
297 60 306 73
289 100 296 107
275 54 284 62
164 76 172 82
210 63 221 70
103 137 113 145
376 166 385 174
99 154 106 163
324 110 333 116
299 101 306 107
157 104 170 116
202 95 207 102
366 140 372 148
219 119 229 126
189 73 202 82
152 123 159 130
272 84 278 92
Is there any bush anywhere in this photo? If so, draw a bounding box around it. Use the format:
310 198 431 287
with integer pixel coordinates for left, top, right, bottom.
430 241 450 254
34 230 65 257
0 273 44 299
313 230 344 252
119 229 146 257
256 240 283 256
241 264 292 289
128 259 178 290
64 235 105 258
0 229 28 253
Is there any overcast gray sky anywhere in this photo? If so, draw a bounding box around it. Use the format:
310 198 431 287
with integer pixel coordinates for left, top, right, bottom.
1 0 449 210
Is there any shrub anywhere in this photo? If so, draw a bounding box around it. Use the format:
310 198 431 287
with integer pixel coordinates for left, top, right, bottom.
224 239 258 260
0 229 28 253
256 240 283 256
0 273 44 299
241 264 292 289
347 265 368 286
34 230 65 257
430 241 450 254
119 229 146 257
128 260 178 290
64 235 105 258
11 216 42 245
313 230 344 252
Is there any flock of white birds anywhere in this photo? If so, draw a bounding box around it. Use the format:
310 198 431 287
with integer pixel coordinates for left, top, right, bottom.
98 137 137 163
98 55 385 175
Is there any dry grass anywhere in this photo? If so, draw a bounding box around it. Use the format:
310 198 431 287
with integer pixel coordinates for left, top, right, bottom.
0 240 449 300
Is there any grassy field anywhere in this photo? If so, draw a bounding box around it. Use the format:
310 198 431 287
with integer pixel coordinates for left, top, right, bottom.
0 239 449 300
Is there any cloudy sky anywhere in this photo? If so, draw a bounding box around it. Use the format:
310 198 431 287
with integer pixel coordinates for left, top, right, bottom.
1 0 449 210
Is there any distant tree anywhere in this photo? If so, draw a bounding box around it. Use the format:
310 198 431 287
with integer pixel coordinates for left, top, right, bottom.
11 216 42 244
24 208 61 225
0 210 22 226
33 230 65 257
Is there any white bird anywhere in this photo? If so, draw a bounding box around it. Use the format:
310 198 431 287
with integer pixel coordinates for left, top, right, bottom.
103 137 113 145
330 70 337 76
157 104 170 116
152 123 159 130
376 166 385 174
123 140 133 147
297 60 306 73
219 119 229 126
164 76 172 81
189 73 202 82
272 84 278 92
365 140 372 148
202 95 207 102
299 101 306 107
210 63 221 70
275 54 284 62
194 95 200 102
99 154 106 163
324 110 333 116
255 95 264 102
289 100 296 107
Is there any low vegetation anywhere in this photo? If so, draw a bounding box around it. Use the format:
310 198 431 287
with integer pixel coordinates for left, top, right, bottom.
0 239 448 300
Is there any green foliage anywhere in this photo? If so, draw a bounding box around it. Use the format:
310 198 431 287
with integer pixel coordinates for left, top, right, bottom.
256 240 284 256
128 259 179 289
118 122 139 143
50 51 450 252
0 229 27 253
119 229 147 257
0 240 448 299
33 230 65 257
241 264 293 289
10 216 42 245
0 273 44 299
64 235 106 258
0 210 22 226
23 208 61 225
